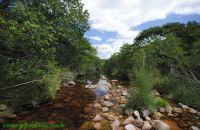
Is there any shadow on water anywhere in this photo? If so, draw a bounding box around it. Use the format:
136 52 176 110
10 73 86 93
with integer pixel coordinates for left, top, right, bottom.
6 84 96 129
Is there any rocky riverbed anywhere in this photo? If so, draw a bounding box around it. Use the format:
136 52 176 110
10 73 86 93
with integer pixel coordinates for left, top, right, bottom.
0 78 200 130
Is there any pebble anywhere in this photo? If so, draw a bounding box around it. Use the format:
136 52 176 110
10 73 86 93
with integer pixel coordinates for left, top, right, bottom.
102 107 109 112
151 120 170 130
190 126 200 130
142 121 152 130
173 107 183 114
123 116 135 125
92 114 102 122
189 108 197 114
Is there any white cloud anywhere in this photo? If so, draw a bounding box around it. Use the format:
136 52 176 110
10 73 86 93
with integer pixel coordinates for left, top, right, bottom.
82 0 200 59
89 36 103 41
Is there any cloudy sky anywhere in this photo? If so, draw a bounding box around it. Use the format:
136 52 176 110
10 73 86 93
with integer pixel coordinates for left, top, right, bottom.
82 0 200 59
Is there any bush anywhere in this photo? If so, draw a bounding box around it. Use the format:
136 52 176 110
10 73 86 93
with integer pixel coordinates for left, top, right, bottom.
126 65 168 112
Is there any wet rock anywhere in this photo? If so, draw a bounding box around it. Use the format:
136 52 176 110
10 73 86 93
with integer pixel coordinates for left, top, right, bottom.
111 119 121 130
122 116 135 125
151 120 170 130
102 101 114 107
94 122 101 130
153 112 164 119
125 124 136 130
165 106 172 113
142 121 152 130
142 109 150 118
189 108 197 114
0 104 7 111
173 107 183 114
93 114 102 122
190 126 200 130
102 107 109 112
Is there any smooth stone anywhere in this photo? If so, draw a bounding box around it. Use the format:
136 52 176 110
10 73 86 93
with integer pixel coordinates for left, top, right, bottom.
104 95 110 100
0 104 7 111
197 112 200 117
122 91 128 96
165 106 172 113
102 101 114 107
122 116 135 125
93 114 102 122
145 117 151 121
94 103 102 108
125 124 136 130
134 110 142 120
142 121 152 130
190 126 200 130
173 107 183 114
151 120 170 130
111 119 121 130
189 108 197 114
158 107 166 113
142 109 150 117
94 122 101 130
133 120 144 128
102 107 109 112
153 112 164 119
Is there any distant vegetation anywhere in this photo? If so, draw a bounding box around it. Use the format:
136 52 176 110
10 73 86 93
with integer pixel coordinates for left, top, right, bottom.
104 21 200 110
0 0 101 109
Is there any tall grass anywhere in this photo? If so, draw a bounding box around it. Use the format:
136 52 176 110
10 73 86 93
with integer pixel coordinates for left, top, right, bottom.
126 65 168 112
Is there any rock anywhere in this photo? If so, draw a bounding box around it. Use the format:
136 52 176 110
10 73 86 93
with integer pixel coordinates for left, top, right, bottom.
94 103 102 108
104 95 110 100
122 116 135 125
190 126 200 130
122 91 128 96
134 110 142 121
94 122 101 130
80 121 94 129
178 103 189 109
165 106 172 114
153 112 164 119
111 119 121 130
189 108 197 114
142 121 152 130
142 109 150 118
166 94 174 99
93 115 102 122
158 107 165 113
145 117 151 121
62 82 68 87
102 107 109 112
0 104 7 111
117 85 123 89
89 85 97 89
102 101 114 107
68 81 76 86
173 107 183 114
102 113 117 121
125 124 136 130
151 120 170 130
111 79 119 86
53 103 64 109
153 90 160 96
197 112 200 117
133 120 144 128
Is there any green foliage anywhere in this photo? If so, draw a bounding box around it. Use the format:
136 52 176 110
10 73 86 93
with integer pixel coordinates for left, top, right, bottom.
126 65 168 112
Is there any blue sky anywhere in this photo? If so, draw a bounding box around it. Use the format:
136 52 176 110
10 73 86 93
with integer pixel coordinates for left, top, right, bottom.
82 0 200 59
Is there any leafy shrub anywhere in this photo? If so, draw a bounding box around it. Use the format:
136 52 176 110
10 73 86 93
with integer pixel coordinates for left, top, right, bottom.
126 65 168 112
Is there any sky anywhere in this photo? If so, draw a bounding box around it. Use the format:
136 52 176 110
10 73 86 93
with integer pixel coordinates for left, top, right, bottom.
82 0 200 59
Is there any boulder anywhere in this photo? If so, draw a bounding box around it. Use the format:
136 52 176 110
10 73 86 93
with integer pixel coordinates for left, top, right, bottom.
125 124 136 130
151 120 170 130
142 121 152 130
122 116 135 125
